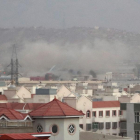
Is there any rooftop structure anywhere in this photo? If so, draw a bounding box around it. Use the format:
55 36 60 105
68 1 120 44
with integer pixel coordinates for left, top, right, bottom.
30 98 84 117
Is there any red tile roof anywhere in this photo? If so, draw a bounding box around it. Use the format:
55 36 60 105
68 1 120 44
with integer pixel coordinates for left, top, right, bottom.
0 95 7 100
0 103 43 110
0 132 51 140
92 101 120 108
0 107 27 120
30 98 84 117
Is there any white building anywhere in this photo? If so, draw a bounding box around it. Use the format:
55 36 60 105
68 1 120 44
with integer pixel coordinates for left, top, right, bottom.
92 101 122 136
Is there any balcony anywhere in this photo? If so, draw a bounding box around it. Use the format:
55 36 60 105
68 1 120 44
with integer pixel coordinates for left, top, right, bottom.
0 121 32 128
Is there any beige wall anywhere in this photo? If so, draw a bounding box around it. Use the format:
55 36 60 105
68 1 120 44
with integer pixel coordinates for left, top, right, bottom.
33 118 79 140
17 86 31 99
63 96 92 131
4 90 16 99
76 96 92 131
118 96 130 103
57 85 71 101
130 93 140 103
63 97 77 109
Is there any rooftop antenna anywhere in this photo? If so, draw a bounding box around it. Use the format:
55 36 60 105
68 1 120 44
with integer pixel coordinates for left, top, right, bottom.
7 44 21 86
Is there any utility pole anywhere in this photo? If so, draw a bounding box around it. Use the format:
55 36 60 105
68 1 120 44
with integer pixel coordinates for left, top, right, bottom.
8 44 21 86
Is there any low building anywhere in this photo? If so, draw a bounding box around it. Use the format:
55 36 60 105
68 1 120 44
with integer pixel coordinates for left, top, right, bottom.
92 101 121 136
0 107 33 133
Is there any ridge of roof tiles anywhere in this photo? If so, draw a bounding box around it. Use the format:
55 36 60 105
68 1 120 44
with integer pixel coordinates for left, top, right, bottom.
30 98 84 117
0 107 27 120
92 101 120 108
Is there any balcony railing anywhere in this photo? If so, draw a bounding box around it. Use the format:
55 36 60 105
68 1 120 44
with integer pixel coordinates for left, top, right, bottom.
0 121 33 128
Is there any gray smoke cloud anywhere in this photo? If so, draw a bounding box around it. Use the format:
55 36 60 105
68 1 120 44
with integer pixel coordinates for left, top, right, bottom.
13 38 131 77
0 26 137 79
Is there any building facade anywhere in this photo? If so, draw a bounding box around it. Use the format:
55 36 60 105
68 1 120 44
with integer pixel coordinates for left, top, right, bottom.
120 103 140 140
92 101 121 136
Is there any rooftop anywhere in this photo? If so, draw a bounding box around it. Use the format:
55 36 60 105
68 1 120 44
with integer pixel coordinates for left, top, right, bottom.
0 132 51 140
93 101 120 108
30 98 84 117
0 103 43 110
0 95 7 100
0 107 28 120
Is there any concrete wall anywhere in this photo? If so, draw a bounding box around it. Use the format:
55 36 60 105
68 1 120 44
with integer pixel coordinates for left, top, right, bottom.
80 131 133 140
63 97 76 109
33 95 50 103
0 127 33 134
57 85 71 101
17 86 31 99
103 96 117 101
4 90 16 99
118 96 130 103
126 104 134 140
64 118 79 140
130 93 140 103
0 87 7 95
77 96 92 131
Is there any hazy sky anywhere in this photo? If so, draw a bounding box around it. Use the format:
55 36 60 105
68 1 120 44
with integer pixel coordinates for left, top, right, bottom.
0 0 140 32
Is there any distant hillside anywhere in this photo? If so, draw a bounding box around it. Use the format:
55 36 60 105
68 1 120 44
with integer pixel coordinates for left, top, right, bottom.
0 27 139 77
0 27 140 46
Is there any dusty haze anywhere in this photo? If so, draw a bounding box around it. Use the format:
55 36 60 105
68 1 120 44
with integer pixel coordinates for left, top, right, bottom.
0 27 138 78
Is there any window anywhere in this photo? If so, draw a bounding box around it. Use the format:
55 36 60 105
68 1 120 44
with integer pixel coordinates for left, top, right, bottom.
37 124 43 132
92 122 98 129
93 111 96 117
120 121 126 129
106 111 110 117
99 123 104 130
119 110 123 116
52 125 58 133
135 131 140 140
79 124 83 129
106 122 111 129
112 122 117 129
86 110 90 118
112 110 116 116
99 111 103 117
135 112 140 123
86 124 91 131
68 124 75 134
